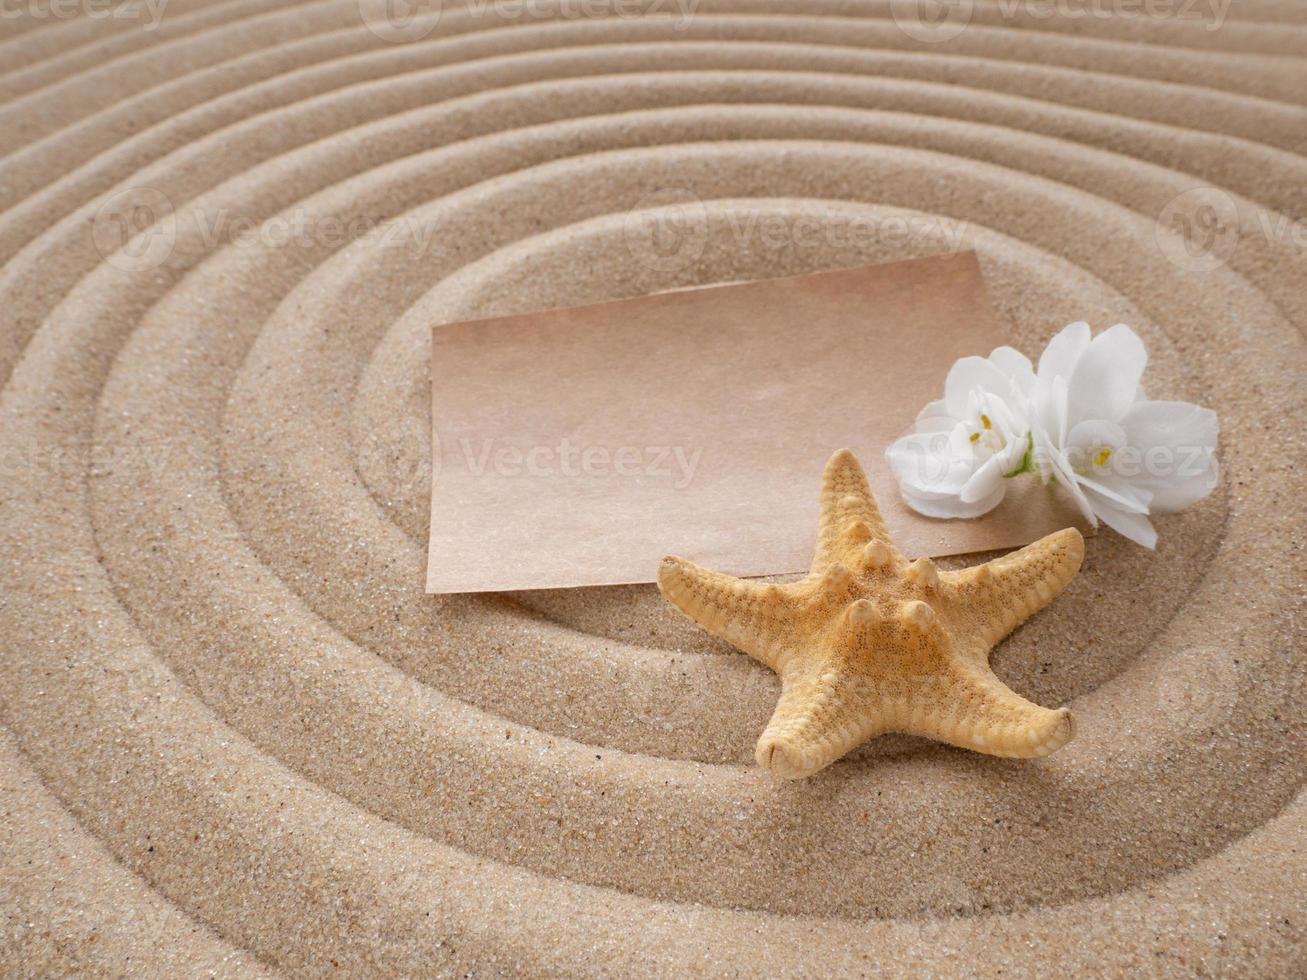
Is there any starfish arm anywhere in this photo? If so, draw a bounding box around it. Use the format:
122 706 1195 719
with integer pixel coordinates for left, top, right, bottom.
941 527 1084 657
754 668 885 780
811 448 900 574
657 556 805 671
907 667 1075 758
654 449 1086 779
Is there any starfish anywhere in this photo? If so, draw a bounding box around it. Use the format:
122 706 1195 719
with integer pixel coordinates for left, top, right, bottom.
658 449 1084 780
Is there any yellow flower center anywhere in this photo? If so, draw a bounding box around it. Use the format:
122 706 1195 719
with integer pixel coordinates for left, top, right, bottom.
969 432 980 443
1094 447 1112 467
980 414 992 430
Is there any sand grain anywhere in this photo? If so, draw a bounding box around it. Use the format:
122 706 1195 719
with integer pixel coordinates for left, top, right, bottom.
1 1 1304 976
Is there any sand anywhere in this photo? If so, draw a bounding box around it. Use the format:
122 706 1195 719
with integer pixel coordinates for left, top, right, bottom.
1 0 1304 976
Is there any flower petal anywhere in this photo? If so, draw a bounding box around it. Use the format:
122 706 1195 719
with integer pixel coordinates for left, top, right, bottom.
899 482 1006 519
1029 376 1069 484
1065 418 1128 452
1086 494 1159 549
981 389 1027 443
1141 454 1220 513
885 431 970 496
1122 399 1218 451
1067 323 1147 423
1036 436 1098 527
996 432 1029 476
944 355 1011 417
959 453 1006 504
1037 321 1091 385
1120 400 1220 511
913 399 954 434
988 346 1035 398
1077 472 1152 515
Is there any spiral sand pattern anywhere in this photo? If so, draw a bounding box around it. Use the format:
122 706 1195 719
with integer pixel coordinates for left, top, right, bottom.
2 1 1305 974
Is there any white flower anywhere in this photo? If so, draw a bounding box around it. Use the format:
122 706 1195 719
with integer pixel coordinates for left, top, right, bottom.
885 320 1220 549
885 347 1035 518
1029 322 1219 549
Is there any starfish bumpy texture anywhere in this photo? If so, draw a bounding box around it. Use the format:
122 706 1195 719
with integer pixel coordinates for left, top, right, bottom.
658 449 1084 780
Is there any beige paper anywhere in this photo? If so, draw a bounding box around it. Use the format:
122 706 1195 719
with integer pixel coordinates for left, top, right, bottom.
427 252 1086 593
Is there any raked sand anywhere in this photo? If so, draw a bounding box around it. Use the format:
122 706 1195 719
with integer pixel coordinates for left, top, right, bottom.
1 1 1305 975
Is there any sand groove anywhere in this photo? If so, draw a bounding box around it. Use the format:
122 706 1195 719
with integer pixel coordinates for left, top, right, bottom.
1 1 1303 974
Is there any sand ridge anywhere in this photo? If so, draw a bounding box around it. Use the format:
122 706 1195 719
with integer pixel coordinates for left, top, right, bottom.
1 1 1304 975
